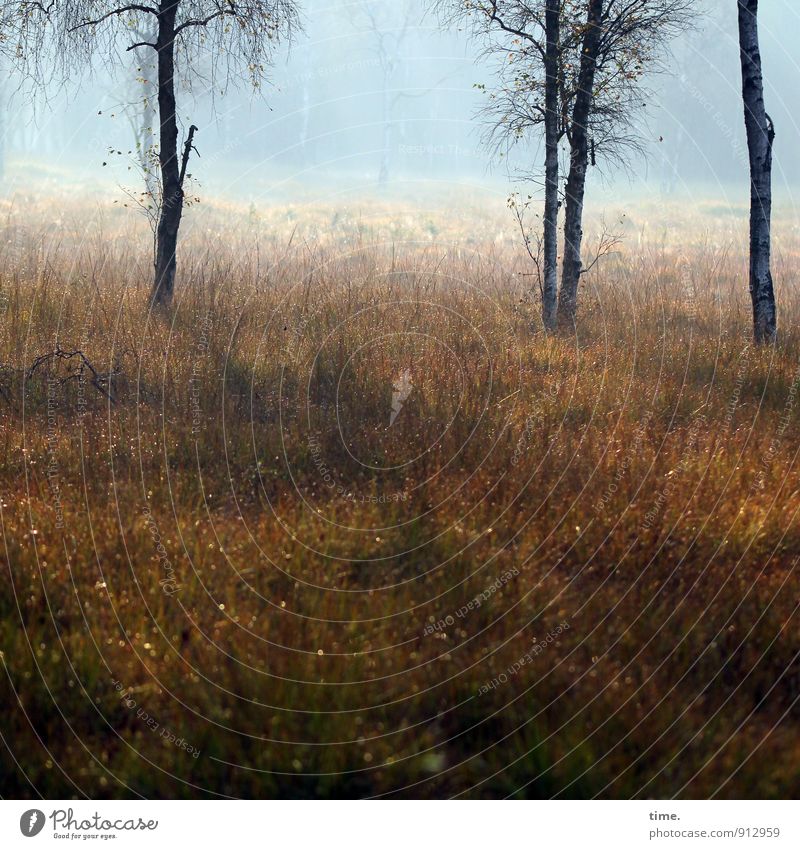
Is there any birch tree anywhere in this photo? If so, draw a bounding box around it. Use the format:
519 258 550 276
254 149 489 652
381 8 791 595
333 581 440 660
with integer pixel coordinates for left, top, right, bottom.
541 0 559 330
447 0 690 331
2 1 300 308
737 0 776 344
556 0 602 327
444 1 564 330
556 0 691 328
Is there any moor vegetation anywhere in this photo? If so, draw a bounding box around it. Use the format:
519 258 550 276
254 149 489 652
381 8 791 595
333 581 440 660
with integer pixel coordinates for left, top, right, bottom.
0 185 799 798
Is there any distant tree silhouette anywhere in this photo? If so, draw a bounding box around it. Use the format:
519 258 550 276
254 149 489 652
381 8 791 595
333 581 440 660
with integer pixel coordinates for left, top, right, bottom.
347 0 420 187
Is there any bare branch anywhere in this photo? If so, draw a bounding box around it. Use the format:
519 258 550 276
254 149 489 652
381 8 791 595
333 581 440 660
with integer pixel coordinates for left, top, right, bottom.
126 39 156 51
179 123 199 188
67 4 157 32
174 7 235 35
510 194 544 299
580 221 623 276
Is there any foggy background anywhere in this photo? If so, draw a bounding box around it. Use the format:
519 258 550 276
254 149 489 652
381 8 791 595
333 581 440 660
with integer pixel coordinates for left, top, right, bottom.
1 0 798 207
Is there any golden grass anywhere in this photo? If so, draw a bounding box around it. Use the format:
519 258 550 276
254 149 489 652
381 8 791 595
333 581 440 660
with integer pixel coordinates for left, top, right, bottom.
1 185 799 798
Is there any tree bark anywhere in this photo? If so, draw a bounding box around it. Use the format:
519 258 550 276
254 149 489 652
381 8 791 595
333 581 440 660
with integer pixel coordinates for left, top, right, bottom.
557 0 603 330
152 0 183 308
541 0 560 332
738 0 776 344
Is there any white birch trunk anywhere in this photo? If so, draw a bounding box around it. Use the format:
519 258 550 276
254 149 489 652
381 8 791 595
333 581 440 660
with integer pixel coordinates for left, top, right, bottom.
738 0 777 344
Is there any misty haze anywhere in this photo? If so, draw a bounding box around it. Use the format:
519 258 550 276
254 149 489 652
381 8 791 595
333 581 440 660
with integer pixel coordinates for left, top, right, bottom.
0 0 798 809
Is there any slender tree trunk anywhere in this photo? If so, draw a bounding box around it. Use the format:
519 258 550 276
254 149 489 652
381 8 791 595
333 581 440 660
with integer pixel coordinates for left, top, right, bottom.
0 82 5 183
557 0 603 330
131 39 158 202
152 1 183 308
142 93 158 201
299 74 311 158
0 57 7 183
738 0 776 344
541 0 560 332
378 63 393 187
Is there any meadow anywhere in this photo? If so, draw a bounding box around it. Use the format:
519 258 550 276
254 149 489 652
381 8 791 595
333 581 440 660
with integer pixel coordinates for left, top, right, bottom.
1 175 799 798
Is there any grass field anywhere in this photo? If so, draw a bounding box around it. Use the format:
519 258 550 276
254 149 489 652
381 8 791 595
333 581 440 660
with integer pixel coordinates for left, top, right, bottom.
1 181 799 798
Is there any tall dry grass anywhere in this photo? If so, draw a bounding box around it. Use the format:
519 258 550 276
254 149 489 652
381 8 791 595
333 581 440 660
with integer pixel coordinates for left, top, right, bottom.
1 185 799 798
